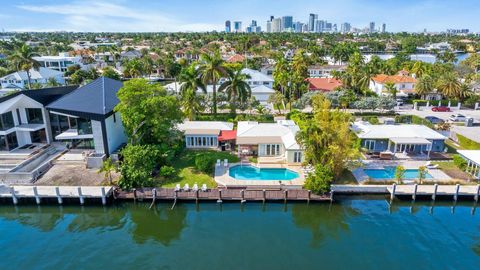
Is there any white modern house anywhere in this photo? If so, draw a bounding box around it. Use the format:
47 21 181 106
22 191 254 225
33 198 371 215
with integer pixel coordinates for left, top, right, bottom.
236 120 304 164
177 121 235 151
33 53 85 72
308 64 346 78
369 71 417 97
457 150 480 179
0 67 65 90
240 68 274 88
0 86 76 151
46 77 127 155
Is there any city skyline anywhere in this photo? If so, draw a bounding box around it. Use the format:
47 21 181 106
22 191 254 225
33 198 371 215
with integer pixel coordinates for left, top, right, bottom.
0 0 479 33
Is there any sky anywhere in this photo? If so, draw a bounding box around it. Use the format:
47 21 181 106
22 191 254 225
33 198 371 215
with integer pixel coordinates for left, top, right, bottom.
0 0 479 33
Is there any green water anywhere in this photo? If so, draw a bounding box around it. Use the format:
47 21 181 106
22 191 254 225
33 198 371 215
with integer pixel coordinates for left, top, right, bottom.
0 198 479 270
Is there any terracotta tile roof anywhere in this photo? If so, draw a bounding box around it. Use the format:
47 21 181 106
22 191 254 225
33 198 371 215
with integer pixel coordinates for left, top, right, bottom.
306 78 342 92
372 74 417 84
227 54 245 63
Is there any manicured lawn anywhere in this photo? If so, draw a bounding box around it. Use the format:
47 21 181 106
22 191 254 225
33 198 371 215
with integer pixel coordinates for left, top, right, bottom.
433 161 473 181
157 150 239 188
333 169 358 185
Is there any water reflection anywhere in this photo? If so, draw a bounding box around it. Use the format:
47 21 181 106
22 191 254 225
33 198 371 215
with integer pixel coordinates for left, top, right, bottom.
0 206 64 232
291 203 359 248
128 203 187 246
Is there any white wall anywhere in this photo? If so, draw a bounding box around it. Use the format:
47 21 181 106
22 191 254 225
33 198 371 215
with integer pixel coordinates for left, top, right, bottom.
104 112 127 154
91 120 105 154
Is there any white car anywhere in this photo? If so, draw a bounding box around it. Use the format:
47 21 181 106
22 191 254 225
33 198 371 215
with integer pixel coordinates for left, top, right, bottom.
449 114 466 122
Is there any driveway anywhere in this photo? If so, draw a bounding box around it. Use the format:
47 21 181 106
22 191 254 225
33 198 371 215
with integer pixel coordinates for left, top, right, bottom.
397 106 480 122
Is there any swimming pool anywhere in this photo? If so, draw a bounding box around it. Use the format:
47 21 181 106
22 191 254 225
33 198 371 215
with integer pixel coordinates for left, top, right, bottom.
229 165 299 181
364 166 433 180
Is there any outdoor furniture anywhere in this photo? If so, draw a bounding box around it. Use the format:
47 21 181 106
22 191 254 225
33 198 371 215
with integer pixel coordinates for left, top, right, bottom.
201 184 208 192
193 183 199 192
183 184 190 191
379 152 393 160
216 159 221 167
175 184 181 192
224 159 229 167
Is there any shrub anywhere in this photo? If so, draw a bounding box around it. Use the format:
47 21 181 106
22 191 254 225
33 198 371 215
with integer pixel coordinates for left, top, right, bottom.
118 144 161 189
194 154 217 174
452 154 467 170
248 157 258 163
304 165 334 194
362 116 379 124
159 166 176 178
394 165 405 184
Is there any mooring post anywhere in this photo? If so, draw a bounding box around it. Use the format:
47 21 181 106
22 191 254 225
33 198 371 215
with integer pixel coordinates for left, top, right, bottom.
284 189 288 203
241 189 246 203
217 189 223 203
454 184 460 202
475 185 480 202
149 188 157 209
262 189 266 203
101 187 106 205
432 184 438 201
133 188 137 201
55 186 63 205
330 190 334 201
412 184 418 201
195 189 199 203
390 184 396 201
33 186 40 205
307 190 311 203
10 187 18 205
77 186 84 205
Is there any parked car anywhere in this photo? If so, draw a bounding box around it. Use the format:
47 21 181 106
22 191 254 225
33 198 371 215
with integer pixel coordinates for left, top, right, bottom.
449 114 466 122
431 106 451 112
425 116 444 124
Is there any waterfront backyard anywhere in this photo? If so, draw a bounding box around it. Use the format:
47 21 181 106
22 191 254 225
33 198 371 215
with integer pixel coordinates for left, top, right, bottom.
0 200 478 269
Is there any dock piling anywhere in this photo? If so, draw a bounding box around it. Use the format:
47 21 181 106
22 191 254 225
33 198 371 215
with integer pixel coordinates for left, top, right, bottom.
77 187 84 205
330 190 334 201
101 187 106 205
262 189 266 203
217 189 222 203
33 186 40 205
307 190 311 203
195 189 199 204
55 187 63 205
284 190 288 203
241 189 246 204
454 184 460 201
412 184 418 201
10 187 18 205
149 188 157 209
390 184 396 201
432 184 438 201
133 188 137 201
475 185 480 203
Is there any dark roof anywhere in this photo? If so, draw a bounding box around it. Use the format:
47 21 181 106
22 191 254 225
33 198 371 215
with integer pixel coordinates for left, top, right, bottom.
0 85 78 105
46 77 123 120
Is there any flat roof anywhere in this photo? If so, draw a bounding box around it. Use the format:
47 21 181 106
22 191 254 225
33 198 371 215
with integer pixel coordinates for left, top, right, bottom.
352 121 446 140
457 150 480 165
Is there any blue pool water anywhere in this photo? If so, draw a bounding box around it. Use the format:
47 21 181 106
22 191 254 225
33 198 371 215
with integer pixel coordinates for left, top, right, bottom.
229 165 299 181
364 166 433 180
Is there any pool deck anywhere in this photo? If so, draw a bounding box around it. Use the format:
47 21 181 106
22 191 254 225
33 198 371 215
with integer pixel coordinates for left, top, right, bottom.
214 162 305 189
353 160 451 183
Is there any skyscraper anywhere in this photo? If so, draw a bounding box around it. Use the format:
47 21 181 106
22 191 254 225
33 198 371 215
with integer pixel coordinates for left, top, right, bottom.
225 20 231 33
266 21 272 33
382 23 386 33
341 22 351 33
282 16 293 31
234 21 242 33
315 20 325 32
308 14 318 32
369 22 375 33
272 18 282 32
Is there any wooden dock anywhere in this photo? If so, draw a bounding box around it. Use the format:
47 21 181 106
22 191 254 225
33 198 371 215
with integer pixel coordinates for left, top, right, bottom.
115 188 331 203
388 184 480 202
0 185 113 205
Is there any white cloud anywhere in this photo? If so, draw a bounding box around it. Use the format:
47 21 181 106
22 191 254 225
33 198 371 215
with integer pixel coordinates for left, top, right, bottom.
16 1 222 32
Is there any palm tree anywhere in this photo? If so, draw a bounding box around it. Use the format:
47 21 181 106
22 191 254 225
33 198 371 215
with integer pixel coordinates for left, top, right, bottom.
9 44 40 89
198 50 226 116
410 61 429 78
219 68 251 115
415 75 435 99
98 158 116 185
383 81 397 98
437 73 462 99
179 64 206 120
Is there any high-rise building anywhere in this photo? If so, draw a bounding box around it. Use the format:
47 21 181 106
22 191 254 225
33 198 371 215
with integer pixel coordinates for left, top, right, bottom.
282 16 293 31
272 18 282 33
225 20 231 33
325 22 332 32
308 14 318 32
246 20 261 33
369 22 375 33
315 20 325 32
341 22 351 33
266 21 272 33
234 21 242 33
270 16 274 22
382 23 386 33
294 22 304 33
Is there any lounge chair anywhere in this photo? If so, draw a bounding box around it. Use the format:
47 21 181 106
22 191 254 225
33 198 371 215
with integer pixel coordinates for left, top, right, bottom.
216 159 221 167
427 164 439 169
175 184 181 192
425 161 432 167
224 159 229 167
183 183 190 191
193 183 199 192
201 184 208 192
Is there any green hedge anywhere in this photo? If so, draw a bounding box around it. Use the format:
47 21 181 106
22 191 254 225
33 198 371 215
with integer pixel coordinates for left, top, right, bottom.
361 116 379 124
452 154 467 170
394 115 434 129
196 113 274 123
457 134 480 150
193 151 240 174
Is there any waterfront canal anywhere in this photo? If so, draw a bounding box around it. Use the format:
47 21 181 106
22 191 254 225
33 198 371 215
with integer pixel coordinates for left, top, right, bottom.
0 198 478 269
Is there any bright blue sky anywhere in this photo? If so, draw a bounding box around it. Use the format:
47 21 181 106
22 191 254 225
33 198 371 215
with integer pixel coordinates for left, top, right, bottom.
0 0 479 32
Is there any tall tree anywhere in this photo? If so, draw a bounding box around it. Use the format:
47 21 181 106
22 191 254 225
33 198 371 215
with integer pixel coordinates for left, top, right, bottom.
436 73 462 99
9 44 40 89
198 50 226 115
383 81 397 98
415 74 435 98
218 68 251 115
178 64 206 120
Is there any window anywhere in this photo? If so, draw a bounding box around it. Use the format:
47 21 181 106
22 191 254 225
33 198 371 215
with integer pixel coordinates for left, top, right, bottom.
365 140 376 151
113 113 116 123
0 112 14 131
26 108 44 124
76 118 92 135
263 144 281 156
293 151 302 163
6 132 18 150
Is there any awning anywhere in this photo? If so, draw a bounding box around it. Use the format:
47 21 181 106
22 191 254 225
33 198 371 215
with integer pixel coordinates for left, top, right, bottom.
218 130 237 141
390 137 432 145
55 129 93 140
16 123 45 132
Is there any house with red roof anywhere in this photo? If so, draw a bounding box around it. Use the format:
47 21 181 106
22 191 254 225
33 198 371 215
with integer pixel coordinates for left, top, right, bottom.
306 78 343 92
369 71 417 96
226 54 245 63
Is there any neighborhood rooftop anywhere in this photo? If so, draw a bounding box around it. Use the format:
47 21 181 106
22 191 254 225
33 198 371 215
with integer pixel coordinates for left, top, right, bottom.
352 121 446 140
